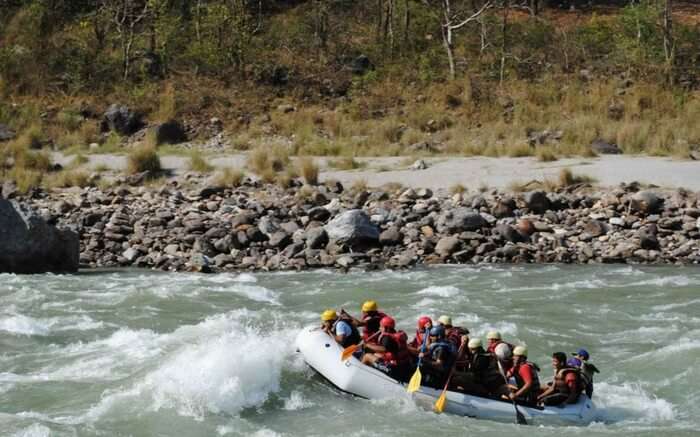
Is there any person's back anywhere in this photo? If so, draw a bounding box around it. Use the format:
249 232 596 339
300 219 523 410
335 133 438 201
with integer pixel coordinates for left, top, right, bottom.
421 326 455 388
572 348 598 398
321 309 361 348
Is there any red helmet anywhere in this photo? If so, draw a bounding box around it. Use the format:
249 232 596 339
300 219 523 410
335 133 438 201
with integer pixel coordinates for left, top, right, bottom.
380 316 395 329
417 316 432 330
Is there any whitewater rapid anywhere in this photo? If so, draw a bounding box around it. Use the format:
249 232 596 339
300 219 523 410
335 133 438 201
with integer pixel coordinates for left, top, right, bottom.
1 265 699 436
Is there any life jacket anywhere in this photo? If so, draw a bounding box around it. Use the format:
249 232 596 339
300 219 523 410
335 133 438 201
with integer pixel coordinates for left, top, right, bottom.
556 367 584 399
445 327 467 349
362 311 387 343
510 361 541 402
379 330 411 367
579 362 597 397
429 340 456 370
333 319 361 348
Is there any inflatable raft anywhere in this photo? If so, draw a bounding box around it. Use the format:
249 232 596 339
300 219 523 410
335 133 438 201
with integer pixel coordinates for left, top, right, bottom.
296 326 597 426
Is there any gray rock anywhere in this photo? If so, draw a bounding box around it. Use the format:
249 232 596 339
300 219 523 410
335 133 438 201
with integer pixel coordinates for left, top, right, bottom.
307 206 331 222
437 207 487 233
0 199 79 273
584 220 608 237
492 198 516 218
591 139 622 154
154 120 187 145
435 236 461 257
0 123 15 142
609 217 626 227
268 231 291 248
638 227 660 250
306 227 329 250
101 104 143 136
379 227 402 246
524 191 551 214
630 191 664 214
189 252 212 273
494 224 524 243
411 159 428 170
122 247 139 262
324 209 379 245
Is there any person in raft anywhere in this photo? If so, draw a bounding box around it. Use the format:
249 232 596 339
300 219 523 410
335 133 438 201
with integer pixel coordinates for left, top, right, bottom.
436 315 470 370
361 316 412 382
505 346 541 406
341 300 387 345
407 316 433 358
419 325 457 388
537 352 584 406
571 348 599 397
320 309 361 348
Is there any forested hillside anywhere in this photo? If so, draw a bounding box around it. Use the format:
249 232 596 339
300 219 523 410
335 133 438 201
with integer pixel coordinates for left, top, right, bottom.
1 1 700 190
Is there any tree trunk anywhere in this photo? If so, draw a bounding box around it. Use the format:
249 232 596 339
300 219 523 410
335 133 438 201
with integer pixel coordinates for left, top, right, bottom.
500 0 509 85
663 0 674 84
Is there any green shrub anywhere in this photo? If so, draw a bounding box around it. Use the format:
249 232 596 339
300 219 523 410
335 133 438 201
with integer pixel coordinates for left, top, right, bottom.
127 146 161 175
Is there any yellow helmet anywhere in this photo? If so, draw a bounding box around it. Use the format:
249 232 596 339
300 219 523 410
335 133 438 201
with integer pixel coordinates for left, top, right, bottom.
513 345 528 356
361 300 378 312
438 315 452 326
486 331 502 340
321 309 337 322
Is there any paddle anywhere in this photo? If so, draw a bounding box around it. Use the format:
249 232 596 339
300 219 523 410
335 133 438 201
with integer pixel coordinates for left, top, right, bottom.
434 341 466 413
498 360 528 425
407 331 430 393
341 330 380 362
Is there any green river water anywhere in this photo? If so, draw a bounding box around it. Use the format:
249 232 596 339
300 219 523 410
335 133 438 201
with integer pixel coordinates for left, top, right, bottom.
1 265 698 436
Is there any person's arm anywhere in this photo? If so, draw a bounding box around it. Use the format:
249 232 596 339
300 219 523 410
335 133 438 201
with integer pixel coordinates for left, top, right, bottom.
511 367 533 399
537 382 555 402
339 309 364 327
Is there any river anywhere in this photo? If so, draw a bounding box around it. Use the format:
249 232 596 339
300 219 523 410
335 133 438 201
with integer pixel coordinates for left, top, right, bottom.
1 265 698 436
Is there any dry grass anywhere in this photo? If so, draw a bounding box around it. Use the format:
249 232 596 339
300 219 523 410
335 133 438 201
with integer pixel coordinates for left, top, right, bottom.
127 145 161 175
328 156 366 170
297 156 319 185
450 183 467 194
188 152 214 173
558 168 597 187
247 144 290 176
154 82 177 123
350 178 369 193
536 148 558 162
44 170 91 189
214 167 245 187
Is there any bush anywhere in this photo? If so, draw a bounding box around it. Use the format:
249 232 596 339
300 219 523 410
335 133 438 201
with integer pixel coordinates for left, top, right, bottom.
214 167 245 187
127 146 161 175
297 156 319 185
188 152 213 173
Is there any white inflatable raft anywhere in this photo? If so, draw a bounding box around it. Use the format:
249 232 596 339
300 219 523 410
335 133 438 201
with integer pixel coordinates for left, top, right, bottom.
296 326 597 426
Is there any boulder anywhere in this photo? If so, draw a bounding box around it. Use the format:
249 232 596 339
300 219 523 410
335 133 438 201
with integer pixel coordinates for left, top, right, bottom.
437 207 487 233
0 123 15 142
351 54 373 75
630 191 664 214
591 139 622 155
101 104 143 136
435 236 461 257
524 191 551 214
494 224 524 243
324 209 380 245
583 220 608 237
154 120 187 145
379 227 403 246
492 198 516 218
0 199 79 273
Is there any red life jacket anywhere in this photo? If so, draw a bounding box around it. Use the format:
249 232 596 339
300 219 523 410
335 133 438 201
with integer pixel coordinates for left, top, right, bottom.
411 330 426 349
446 327 466 349
362 311 387 343
379 330 411 367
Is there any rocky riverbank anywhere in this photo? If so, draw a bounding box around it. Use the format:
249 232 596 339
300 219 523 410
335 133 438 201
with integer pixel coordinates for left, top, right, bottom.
7 177 700 273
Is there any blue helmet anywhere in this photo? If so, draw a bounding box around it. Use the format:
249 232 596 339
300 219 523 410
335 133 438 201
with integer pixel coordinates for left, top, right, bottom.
429 325 445 338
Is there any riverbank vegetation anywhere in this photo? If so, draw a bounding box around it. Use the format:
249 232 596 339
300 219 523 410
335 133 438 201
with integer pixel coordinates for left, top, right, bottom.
1 1 700 193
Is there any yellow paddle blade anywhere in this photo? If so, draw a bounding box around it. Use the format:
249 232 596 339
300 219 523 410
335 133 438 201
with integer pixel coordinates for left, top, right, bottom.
341 344 358 361
434 392 447 413
406 368 422 393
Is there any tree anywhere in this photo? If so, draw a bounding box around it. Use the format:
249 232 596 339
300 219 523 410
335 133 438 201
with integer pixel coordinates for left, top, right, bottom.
101 0 150 80
421 0 494 79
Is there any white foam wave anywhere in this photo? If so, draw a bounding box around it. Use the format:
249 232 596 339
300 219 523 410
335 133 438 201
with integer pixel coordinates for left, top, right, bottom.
415 285 461 298
218 284 281 305
75 311 296 422
11 423 51 437
652 298 700 311
0 313 106 336
283 391 313 411
595 381 675 423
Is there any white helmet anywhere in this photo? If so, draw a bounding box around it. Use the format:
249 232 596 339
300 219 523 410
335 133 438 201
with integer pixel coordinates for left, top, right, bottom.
494 343 512 361
468 338 482 349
